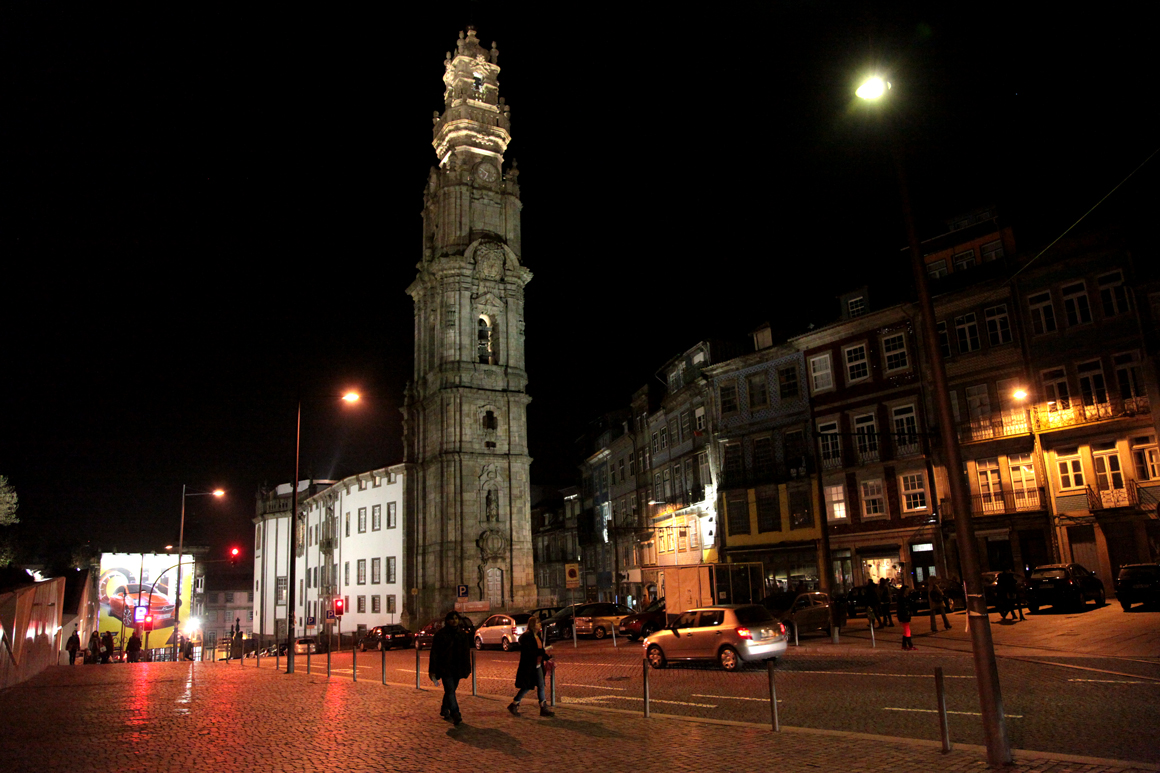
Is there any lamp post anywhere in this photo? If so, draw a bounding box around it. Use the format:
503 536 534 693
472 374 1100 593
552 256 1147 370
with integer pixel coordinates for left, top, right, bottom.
857 75 1011 766
173 486 224 661
285 390 360 674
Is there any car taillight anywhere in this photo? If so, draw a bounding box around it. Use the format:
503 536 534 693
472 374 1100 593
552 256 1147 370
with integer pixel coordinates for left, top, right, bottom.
735 627 752 640
778 623 787 636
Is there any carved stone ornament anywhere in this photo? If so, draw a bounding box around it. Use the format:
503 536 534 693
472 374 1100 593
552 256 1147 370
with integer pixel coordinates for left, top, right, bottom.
475 242 505 280
477 528 507 562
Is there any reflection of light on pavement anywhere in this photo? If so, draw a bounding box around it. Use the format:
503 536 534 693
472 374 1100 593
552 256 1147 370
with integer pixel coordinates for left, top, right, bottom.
885 707 1023 718
561 695 718 708
693 694 775 702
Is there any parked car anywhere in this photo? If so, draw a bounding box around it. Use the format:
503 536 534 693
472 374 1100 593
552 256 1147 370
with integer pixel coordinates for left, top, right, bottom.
526 606 562 623
293 637 317 654
980 571 1029 608
543 603 603 642
643 605 788 671
414 619 444 649
761 591 833 638
474 613 532 651
619 597 666 641
574 603 633 639
1026 563 1106 612
838 585 883 617
359 624 413 651
1115 563 1160 610
907 580 963 613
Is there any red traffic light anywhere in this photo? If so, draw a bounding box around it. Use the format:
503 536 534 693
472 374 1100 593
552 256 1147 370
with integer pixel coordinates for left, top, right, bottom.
334 598 345 617
229 547 240 565
142 615 154 632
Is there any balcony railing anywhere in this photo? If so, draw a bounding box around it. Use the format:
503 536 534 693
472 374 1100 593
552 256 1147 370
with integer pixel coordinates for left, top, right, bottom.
1086 484 1139 511
958 412 1029 443
941 487 1046 517
1033 395 1150 432
894 439 922 457
856 446 880 464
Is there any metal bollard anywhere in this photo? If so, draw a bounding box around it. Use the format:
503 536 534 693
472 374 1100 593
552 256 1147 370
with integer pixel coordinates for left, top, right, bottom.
471 648 477 696
870 621 876 648
612 623 617 648
352 644 357 682
794 622 799 647
767 659 780 732
307 647 311 674
256 647 260 668
550 664 556 707
327 646 331 679
381 647 386 685
415 643 421 689
276 648 280 672
935 666 952 753
642 657 650 718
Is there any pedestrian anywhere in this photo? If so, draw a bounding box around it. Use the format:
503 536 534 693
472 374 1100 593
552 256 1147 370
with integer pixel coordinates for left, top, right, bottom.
126 631 142 662
878 578 895 627
88 630 101 664
929 581 951 631
864 578 880 629
66 627 81 665
507 616 555 718
1011 571 1027 622
429 611 474 726
898 586 915 650
184 637 195 661
997 569 1020 621
101 631 115 664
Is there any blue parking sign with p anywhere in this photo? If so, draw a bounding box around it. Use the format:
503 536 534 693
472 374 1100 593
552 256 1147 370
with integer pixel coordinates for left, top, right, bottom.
456 584 468 599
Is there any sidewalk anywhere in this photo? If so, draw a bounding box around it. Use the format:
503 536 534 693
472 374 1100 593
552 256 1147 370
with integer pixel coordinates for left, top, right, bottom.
1 661 1154 773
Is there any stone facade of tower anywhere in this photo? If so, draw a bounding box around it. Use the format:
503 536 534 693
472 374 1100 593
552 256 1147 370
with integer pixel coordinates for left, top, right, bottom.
403 27 536 626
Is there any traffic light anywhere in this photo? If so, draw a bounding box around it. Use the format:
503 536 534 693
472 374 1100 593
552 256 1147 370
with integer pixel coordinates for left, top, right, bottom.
142 614 154 632
333 598 345 617
229 547 240 565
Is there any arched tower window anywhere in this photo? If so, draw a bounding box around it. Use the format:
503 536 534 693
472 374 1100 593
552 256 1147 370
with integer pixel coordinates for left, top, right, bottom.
477 315 498 365
483 410 497 430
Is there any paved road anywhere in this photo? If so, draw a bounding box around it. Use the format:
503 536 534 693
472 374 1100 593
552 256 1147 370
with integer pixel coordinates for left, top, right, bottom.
265 603 1160 764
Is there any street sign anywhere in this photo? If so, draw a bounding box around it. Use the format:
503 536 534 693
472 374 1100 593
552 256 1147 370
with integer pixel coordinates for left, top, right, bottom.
326 610 335 620
565 563 580 589
307 616 316 626
456 584 468 599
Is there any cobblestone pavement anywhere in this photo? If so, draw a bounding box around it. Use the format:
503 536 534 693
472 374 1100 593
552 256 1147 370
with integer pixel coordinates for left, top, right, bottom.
2 661 1156 773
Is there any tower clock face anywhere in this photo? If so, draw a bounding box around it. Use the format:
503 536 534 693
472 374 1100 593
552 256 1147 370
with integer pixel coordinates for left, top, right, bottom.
475 162 498 183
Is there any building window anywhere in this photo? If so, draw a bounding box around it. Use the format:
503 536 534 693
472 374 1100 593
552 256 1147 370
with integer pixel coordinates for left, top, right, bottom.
928 259 948 279
1062 282 1092 326
1009 454 1039 508
809 354 833 392
936 321 951 358
618 458 626 482
1041 368 1071 410
825 484 848 521
789 488 813 529
344 562 350 586
892 405 919 452
977 458 1003 512
1114 352 1144 400
659 427 668 449
680 411 691 441
844 344 869 383
953 250 976 271
371 557 381 584
387 502 397 529
955 313 980 353
357 559 366 585
848 296 866 317
483 410 498 430
720 383 739 414
854 413 879 460
726 491 749 536
477 315 498 364
756 487 780 532
651 432 659 453
783 429 807 469
900 473 928 512
387 594 396 614
861 479 886 519
358 507 367 533
372 504 381 531
1028 292 1057 335
1057 448 1084 489
882 333 908 372
1131 435 1159 480
275 577 287 605
371 595 381 613
698 452 711 486
981 240 1004 262
778 366 799 399
387 556 396 584
357 595 366 614
748 374 769 409
818 422 841 467
695 407 705 431
753 437 774 478
1098 271 1130 317
984 305 1012 346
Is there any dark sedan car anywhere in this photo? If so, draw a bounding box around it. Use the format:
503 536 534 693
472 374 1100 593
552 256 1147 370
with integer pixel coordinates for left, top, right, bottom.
1027 563 1105 612
1115 563 1160 610
359 624 413 651
618 597 667 641
543 603 605 642
761 591 834 639
414 619 444 649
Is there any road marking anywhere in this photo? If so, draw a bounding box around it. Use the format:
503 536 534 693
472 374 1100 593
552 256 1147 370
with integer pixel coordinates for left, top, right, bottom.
561 695 717 708
884 707 1023 718
563 683 627 690
1068 678 1151 684
693 694 777 702
784 670 974 679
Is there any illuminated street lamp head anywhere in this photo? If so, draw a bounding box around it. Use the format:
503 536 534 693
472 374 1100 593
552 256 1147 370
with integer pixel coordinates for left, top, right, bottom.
342 391 360 403
1014 389 1029 401
856 76 890 100
212 489 225 497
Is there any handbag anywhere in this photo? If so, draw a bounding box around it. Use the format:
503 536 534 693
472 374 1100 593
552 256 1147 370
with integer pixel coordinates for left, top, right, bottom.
541 657 555 676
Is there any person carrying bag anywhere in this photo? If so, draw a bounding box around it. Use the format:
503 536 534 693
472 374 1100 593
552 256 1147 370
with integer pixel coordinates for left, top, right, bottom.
507 616 554 718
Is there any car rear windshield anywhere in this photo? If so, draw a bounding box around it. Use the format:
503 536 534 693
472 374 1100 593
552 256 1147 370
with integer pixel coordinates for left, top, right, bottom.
644 598 665 613
761 592 797 613
734 605 776 624
1119 566 1159 580
1031 568 1067 580
511 614 531 624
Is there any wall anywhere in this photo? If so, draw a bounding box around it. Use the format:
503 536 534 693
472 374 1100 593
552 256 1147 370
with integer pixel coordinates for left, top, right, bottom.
0 578 66 690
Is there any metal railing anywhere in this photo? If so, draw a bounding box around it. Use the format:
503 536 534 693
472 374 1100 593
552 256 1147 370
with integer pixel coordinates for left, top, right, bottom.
941 487 1046 517
957 413 1029 443
1033 395 1150 431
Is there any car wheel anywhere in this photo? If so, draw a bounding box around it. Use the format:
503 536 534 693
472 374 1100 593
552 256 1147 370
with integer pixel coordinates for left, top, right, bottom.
640 624 656 638
594 626 607 640
474 637 483 650
359 642 367 653
646 645 666 669
501 637 512 652
719 646 740 672
561 626 572 640
626 634 639 642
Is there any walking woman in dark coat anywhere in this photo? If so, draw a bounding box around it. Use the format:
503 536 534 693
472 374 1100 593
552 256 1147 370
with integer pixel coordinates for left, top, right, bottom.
507 616 554 717
429 611 474 725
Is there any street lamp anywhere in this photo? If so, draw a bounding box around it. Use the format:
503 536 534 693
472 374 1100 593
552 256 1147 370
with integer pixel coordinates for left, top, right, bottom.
857 75 1012 766
284 389 362 674
173 486 225 661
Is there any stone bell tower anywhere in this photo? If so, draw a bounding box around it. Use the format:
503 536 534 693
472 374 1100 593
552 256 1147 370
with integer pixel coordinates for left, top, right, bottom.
404 27 535 625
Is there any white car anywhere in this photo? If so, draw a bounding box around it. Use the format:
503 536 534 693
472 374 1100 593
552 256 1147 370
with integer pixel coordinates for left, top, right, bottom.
474 613 531 651
293 637 317 654
644 605 788 671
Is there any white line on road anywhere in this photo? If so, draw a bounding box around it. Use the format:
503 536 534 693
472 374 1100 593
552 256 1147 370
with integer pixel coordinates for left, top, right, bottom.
561 695 717 708
563 683 627 691
884 707 1023 718
692 694 778 702
1068 679 1151 684
784 670 974 679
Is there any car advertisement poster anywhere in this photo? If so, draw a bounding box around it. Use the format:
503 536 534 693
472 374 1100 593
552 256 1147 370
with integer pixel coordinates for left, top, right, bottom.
98 552 194 645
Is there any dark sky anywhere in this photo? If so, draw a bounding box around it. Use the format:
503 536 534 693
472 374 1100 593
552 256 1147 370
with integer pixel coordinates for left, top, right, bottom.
3 3 1155 565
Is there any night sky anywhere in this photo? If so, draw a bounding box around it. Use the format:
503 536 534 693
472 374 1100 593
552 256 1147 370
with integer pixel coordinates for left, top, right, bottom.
3 3 1155 570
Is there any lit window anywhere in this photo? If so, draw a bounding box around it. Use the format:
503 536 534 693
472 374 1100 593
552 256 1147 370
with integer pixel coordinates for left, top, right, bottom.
861 480 886 518
900 473 928 511
825 484 847 521
477 315 498 364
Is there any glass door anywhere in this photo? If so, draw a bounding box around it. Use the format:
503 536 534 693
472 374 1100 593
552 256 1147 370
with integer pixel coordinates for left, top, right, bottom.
1093 449 1127 507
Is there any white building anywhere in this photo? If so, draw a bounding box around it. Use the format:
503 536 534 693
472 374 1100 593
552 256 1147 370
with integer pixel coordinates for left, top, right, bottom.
252 465 406 644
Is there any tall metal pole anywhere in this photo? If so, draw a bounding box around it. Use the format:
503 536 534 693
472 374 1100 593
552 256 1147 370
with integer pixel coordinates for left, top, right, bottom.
891 122 1011 765
286 400 301 674
174 485 187 662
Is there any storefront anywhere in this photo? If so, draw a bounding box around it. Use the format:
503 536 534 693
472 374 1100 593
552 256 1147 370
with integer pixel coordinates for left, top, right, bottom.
909 542 937 585
858 545 903 586
725 544 820 595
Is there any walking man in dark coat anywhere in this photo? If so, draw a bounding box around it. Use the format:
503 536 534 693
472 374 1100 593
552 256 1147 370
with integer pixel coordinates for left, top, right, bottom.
100 631 115 663
429 611 474 725
66 627 81 665
878 578 895 627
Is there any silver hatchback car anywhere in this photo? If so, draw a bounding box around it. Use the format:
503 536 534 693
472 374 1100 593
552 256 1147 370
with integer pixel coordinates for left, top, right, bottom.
644 604 788 671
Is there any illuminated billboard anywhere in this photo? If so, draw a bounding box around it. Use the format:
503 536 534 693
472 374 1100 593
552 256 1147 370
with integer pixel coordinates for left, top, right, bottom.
98 553 194 644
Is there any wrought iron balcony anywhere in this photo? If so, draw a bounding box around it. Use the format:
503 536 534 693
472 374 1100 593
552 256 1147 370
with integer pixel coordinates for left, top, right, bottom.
940 487 1046 517
1086 483 1139 510
958 412 1029 443
1033 395 1150 432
